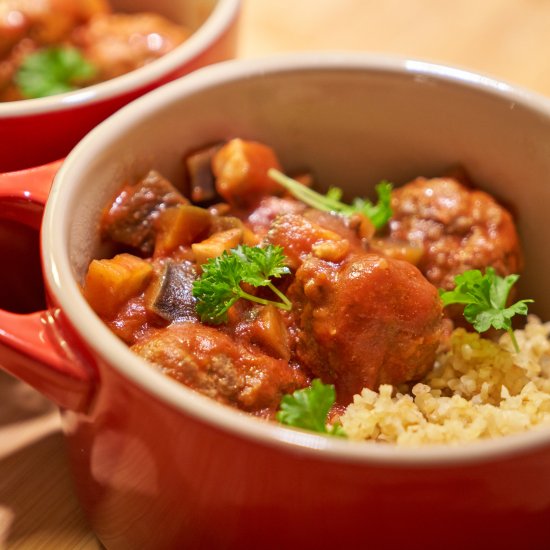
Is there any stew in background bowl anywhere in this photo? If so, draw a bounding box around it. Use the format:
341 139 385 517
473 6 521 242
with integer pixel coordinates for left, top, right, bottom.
0 0 240 172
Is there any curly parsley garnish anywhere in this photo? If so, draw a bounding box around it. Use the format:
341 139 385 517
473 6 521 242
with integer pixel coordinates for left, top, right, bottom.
268 168 393 230
15 46 97 99
192 244 291 324
277 379 346 437
439 268 533 352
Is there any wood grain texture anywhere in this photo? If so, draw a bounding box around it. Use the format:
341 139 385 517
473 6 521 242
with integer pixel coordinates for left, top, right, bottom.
237 0 550 96
2 1 550 547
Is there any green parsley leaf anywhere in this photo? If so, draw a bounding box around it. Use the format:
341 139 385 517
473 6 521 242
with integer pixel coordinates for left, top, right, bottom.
268 168 393 230
232 244 290 285
192 244 291 324
351 181 393 230
277 379 346 437
15 46 97 99
439 268 533 352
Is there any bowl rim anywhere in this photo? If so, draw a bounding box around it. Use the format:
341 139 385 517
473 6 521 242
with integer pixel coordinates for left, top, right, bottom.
44 52 550 467
0 0 241 117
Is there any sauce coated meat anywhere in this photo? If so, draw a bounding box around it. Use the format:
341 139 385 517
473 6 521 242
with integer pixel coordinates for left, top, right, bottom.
84 138 523 417
70 12 188 81
288 253 443 404
132 322 307 416
388 176 522 290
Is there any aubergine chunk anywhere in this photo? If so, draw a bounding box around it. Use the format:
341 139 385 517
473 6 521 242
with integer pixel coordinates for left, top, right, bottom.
288 253 444 405
132 322 308 417
101 170 188 255
185 143 222 204
145 260 198 323
388 176 523 291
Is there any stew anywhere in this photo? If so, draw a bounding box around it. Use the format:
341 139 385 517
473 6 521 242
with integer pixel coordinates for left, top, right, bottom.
83 138 526 425
0 0 189 101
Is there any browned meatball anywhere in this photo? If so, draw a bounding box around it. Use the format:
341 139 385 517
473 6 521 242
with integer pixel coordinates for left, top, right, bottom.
288 253 444 404
388 176 522 290
132 322 307 417
0 0 109 56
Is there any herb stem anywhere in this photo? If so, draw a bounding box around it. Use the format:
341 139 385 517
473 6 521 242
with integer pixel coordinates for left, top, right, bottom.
238 288 291 311
508 328 520 354
267 282 292 309
268 168 393 229
268 169 346 213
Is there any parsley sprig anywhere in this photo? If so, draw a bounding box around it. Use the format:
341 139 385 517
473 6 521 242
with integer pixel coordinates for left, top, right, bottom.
439 268 533 352
268 168 393 230
277 379 346 437
192 244 291 324
15 46 97 99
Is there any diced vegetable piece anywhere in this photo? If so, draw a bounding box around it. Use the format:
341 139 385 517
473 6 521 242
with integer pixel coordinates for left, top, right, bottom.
370 239 424 265
145 260 198 322
83 253 153 318
356 213 376 240
192 228 243 266
154 204 212 256
185 144 221 203
210 215 260 246
212 139 283 207
248 305 291 360
207 203 231 217
101 170 188 255
312 239 350 262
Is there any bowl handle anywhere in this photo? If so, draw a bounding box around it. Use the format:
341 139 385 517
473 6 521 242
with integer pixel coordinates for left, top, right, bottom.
0 162 96 412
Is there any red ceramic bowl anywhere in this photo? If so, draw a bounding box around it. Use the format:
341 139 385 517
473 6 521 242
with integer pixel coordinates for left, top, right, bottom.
1 54 550 550
0 0 240 173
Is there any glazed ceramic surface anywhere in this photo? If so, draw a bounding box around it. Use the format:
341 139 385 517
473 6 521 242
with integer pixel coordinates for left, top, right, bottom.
0 0 240 172
2 54 550 549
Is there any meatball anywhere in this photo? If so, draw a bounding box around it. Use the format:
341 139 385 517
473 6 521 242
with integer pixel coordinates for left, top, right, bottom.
0 0 109 54
132 322 307 417
288 253 444 404
388 176 522 290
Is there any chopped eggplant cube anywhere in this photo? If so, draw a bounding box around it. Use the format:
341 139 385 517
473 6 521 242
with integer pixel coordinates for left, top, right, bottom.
102 170 188 255
146 260 198 322
186 144 222 203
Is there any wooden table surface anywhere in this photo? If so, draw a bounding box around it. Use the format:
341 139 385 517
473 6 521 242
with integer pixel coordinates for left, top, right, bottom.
2 1 550 548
